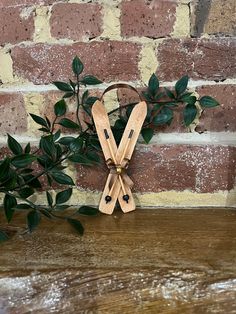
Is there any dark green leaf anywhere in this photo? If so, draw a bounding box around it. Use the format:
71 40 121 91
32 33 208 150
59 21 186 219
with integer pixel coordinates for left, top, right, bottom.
56 188 72 204
24 143 31 154
68 153 94 165
142 91 153 102
0 230 9 242
70 137 83 152
40 209 52 219
199 96 219 108
59 118 80 129
40 136 56 159
86 151 100 164
67 218 84 235
58 136 75 146
77 206 99 216
11 154 36 168
153 103 162 111
53 81 73 92
38 127 50 133
29 113 48 128
181 93 197 105
82 90 89 104
81 75 102 85
0 158 10 180
85 96 99 106
69 79 76 90
148 73 159 96
27 210 41 232
175 75 189 96
184 103 198 126
63 92 74 99
51 171 74 186
55 204 70 211
54 99 67 117
72 56 84 75
141 128 154 144
14 204 32 210
18 187 34 198
7 134 23 155
53 129 61 141
4 194 17 223
153 107 173 126
164 87 176 99
46 191 53 207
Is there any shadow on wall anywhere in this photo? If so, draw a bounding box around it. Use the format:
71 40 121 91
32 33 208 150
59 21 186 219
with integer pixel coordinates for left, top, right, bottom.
192 0 212 37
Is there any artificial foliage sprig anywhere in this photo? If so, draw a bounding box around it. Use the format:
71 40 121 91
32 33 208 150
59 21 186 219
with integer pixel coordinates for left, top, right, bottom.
0 56 219 242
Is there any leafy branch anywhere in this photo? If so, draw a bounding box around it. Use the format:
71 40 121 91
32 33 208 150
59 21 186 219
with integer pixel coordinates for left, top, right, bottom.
0 56 219 243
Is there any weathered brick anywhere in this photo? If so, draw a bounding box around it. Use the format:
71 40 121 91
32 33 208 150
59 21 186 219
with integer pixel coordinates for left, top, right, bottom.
50 3 103 41
191 0 236 37
120 0 177 38
0 0 54 6
156 38 236 81
0 6 34 45
0 93 27 134
76 145 236 193
196 85 236 133
11 42 141 84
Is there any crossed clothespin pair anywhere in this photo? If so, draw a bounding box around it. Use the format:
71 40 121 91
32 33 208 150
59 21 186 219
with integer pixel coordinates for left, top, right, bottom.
92 84 147 214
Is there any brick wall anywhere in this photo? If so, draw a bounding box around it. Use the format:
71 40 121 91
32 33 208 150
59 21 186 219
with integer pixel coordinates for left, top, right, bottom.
0 0 236 208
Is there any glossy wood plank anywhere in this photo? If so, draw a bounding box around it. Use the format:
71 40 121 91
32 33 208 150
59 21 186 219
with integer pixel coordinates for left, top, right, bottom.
0 208 236 313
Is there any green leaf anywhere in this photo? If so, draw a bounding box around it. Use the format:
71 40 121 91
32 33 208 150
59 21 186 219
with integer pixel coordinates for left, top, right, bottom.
77 206 99 216
72 56 84 75
29 113 48 128
69 137 83 152
175 75 189 96
63 92 74 99
55 205 70 211
58 118 80 129
7 134 23 155
141 128 154 144
0 230 9 242
24 143 31 154
199 96 219 108
27 210 41 232
40 136 56 159
153 107 173 126
53 129 61 141
181 93 196 105
24 174 42 189
67 218 84 235
86 151 100 164
148 73 159 96
4 194 17 223
18 187 34 198
85 96 99 106
11 154 36 168
68 153 94 165
58 136 75 146
15 204 33 210
51 171 74 186
56 188 72 204
81 75 102 85
53 81 73 92
54 99 67 117
164 87 176 99
46 191 53 207
0 158 10 180
184 103 198 126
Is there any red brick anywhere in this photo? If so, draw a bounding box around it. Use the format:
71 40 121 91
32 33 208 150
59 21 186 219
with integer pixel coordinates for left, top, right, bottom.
156 38 236 81
120 0 177 38
0 6 34 45
0 0 54 6
0 93 27 134
196 85 236 132
50 3 103 41
11 42 141 84
76 145 236 193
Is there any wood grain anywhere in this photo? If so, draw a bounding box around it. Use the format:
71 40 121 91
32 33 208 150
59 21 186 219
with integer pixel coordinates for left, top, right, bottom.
0 208 236 313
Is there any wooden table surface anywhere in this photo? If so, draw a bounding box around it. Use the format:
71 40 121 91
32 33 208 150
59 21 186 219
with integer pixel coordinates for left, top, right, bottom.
0 208 236 313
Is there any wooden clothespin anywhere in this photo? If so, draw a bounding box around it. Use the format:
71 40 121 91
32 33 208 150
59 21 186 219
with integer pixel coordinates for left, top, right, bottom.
91 84 147 214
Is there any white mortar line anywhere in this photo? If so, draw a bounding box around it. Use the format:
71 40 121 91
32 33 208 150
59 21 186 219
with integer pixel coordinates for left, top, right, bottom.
0 79 236 93
0 132 236 147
